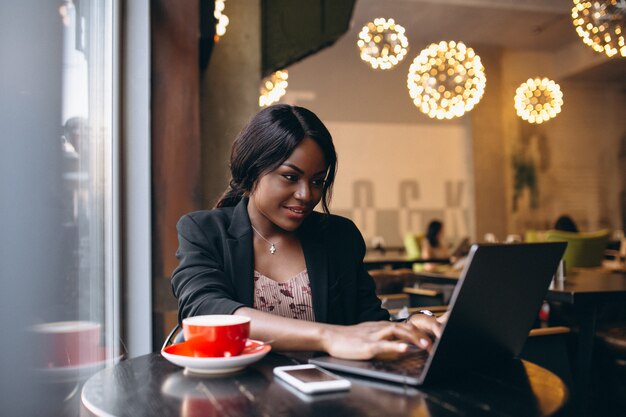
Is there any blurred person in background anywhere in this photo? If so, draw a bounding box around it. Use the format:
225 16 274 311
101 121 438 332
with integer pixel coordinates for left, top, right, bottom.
554 214 579 233
421 220 451 271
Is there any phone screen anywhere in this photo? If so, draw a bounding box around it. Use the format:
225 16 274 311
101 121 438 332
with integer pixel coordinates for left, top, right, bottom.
283 368 339 383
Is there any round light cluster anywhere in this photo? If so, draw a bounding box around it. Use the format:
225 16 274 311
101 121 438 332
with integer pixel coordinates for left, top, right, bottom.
514 78 564 124
571 0 625 57
214 0 229 41
406 41 486 120
357 18 409 70
259 70 289 108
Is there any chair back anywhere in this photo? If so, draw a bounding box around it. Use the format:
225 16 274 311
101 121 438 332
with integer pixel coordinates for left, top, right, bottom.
524 230 547 243
161 323 184 351
369 269 407 294
545 229 610 270
403 233 423 259
403 233 425 272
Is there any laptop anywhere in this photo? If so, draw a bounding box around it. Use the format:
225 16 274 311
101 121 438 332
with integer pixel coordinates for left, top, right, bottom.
310 242 566 385
450 236 471 259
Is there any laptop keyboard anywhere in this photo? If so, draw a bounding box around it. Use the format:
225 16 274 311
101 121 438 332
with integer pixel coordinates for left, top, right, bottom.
370 348 429 378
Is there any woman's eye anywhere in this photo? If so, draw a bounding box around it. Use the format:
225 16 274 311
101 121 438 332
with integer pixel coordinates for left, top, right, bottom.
282 174 298 182
312 179 325 187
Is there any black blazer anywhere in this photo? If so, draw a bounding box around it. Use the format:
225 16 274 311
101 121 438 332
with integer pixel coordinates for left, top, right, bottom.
172 197 389 325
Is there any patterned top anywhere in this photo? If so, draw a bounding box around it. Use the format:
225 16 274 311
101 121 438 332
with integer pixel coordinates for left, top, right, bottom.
253 269 316 321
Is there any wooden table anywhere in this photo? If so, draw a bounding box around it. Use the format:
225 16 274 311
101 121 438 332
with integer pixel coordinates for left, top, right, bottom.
404 268 461 285
412 267 626 417
364 250 449 271
82 352 568 417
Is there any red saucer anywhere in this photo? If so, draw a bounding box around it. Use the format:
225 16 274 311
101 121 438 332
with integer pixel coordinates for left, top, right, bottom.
163 339 265 358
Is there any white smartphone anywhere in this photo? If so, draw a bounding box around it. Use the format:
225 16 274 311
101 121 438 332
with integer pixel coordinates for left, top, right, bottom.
273 364 351 394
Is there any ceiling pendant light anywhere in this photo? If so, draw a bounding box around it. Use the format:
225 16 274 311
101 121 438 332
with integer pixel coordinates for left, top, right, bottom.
357 18 409 70
514 77 564 124
259 70 288 108
407 41 486 120
571 0 626 57
214 0 229 41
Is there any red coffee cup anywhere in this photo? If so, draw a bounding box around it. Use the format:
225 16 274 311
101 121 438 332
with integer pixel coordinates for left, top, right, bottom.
31 321 102 367
182 315 250 357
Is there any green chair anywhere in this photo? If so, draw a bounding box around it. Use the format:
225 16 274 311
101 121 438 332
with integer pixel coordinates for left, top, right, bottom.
545 229 610 271
525 229 547 243
403 233 423 259
403 233 425 273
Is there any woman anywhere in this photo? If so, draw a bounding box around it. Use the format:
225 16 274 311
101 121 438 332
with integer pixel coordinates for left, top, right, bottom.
422 220 451 271
172 104 442 360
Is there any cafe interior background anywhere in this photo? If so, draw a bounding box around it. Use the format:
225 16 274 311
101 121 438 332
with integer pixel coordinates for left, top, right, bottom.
2 0 625 414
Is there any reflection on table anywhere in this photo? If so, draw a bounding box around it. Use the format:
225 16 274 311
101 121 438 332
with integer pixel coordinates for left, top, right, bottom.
82 352 568 417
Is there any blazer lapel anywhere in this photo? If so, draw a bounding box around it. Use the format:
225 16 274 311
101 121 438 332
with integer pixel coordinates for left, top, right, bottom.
226 198 254 307
300 221 329 323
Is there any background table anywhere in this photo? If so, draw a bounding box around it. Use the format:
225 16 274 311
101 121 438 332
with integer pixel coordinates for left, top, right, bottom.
364 251 450 271
82 352 567 417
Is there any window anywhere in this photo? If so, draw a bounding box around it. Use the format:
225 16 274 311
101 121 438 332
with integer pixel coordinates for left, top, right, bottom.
58 0 121 362
1 1 121 414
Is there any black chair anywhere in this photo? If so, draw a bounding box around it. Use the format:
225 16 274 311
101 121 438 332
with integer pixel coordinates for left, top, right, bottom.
161 323 184 351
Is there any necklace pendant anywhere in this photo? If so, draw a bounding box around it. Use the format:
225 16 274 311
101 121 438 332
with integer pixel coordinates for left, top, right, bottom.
269 243 276 255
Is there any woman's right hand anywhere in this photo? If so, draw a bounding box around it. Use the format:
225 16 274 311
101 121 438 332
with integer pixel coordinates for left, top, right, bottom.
321 320 438 360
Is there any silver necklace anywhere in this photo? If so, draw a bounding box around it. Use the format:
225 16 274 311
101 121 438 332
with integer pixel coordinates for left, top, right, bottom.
251 225 278 255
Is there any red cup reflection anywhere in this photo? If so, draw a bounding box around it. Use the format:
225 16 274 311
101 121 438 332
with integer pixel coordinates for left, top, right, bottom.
182 397 221 417
31 321 101 367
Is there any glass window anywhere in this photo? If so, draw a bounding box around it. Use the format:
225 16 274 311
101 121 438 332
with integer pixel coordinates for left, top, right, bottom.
58 0 121 361
1 1 120 414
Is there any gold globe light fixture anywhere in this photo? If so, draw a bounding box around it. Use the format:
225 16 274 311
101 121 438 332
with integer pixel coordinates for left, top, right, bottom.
407 41 486 120
259 70 288 107
514 77 564 124
214 0 229 41
357 18 409 70
571 0 626 57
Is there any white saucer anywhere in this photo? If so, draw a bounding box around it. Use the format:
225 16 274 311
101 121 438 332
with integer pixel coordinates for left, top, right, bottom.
161 339 271 375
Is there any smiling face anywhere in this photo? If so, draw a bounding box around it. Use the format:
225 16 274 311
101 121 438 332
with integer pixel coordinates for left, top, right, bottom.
248 137 328 233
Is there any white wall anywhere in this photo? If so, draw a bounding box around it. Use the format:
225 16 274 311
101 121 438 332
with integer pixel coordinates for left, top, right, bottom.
327 121 471 246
